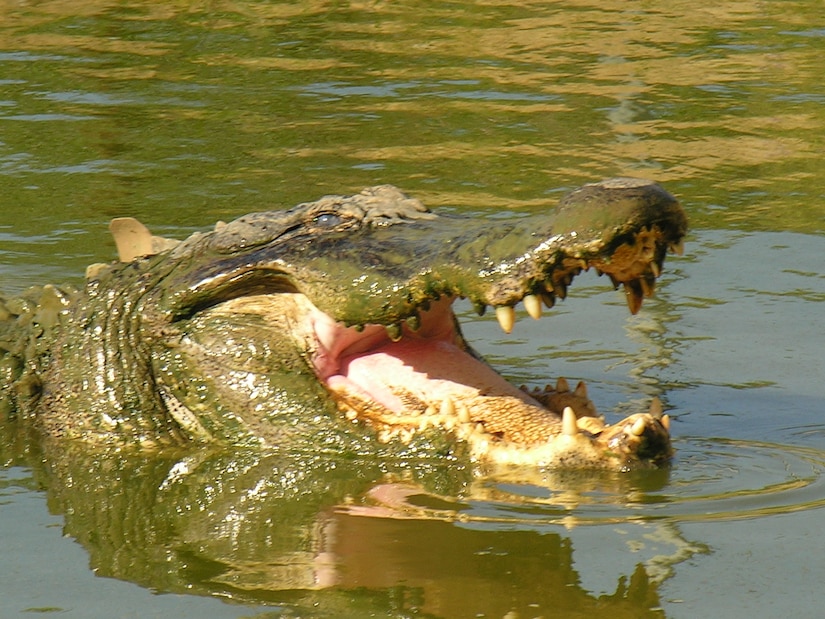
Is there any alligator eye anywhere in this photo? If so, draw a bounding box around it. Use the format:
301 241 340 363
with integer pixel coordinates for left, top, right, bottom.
312 213 343 227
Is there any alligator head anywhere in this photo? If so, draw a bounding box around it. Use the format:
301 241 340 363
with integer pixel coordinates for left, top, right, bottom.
35 178 686 470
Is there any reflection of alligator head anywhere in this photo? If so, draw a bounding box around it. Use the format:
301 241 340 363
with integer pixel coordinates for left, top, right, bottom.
30 439 670 617
0 178 686 469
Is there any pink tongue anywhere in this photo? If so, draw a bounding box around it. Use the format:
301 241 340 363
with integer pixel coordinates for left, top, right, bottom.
326 338 534 413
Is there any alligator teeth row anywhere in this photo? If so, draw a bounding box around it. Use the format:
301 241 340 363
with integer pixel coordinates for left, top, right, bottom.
492 295 556 334
363 230 682 340
368 396 487 444
345 383 669 448
488 228 684 334
521 376 588 397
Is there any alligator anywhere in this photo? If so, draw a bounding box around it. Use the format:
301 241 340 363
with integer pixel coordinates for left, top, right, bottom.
0 178 687 470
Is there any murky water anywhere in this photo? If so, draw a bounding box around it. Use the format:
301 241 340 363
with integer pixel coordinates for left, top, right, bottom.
2 2 825 618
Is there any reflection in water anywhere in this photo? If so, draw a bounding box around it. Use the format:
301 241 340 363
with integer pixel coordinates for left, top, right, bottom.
7 431 824 616
18 423 825 615
28 435 693 617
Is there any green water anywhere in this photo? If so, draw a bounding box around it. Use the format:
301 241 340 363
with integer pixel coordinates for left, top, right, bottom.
2 2 825 618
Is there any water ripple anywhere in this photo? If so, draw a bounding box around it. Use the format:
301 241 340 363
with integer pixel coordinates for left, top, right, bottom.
348 438 825 527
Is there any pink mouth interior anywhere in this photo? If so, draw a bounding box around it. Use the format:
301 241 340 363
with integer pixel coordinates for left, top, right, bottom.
310 298 540 413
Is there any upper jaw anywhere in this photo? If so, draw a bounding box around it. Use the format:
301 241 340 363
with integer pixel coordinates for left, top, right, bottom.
485 221 684 337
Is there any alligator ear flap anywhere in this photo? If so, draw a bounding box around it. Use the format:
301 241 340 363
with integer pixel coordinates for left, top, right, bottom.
110 217 155 262
109 217 180 262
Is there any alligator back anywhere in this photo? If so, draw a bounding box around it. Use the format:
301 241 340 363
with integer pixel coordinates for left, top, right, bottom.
0 285 75 417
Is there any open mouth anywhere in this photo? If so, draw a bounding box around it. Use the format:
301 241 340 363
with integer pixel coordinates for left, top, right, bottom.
310 296 559 436
159 179 683 468
300 225 677 467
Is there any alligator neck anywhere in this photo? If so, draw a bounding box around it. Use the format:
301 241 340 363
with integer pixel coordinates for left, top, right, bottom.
34 261 187 446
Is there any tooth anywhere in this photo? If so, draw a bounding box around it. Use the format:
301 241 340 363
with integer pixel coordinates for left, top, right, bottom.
669 240 685 256
495 306 516 334
631 418 647 436
648 397 663 419
457 404 471 424
661 414 671 432
623 281 644 315
640 274 656 298
472 300 487 316
541 293 555 309
405 314 421 332
440 398 455 418
385 323 402 342
562 407 578 436
543 383 553 392
523 294 542 319
650 261 661 278
574 381 588 398
552 282 568 299
556 377 570 393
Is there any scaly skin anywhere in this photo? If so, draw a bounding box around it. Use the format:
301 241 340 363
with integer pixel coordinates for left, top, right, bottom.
0 178 687 469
